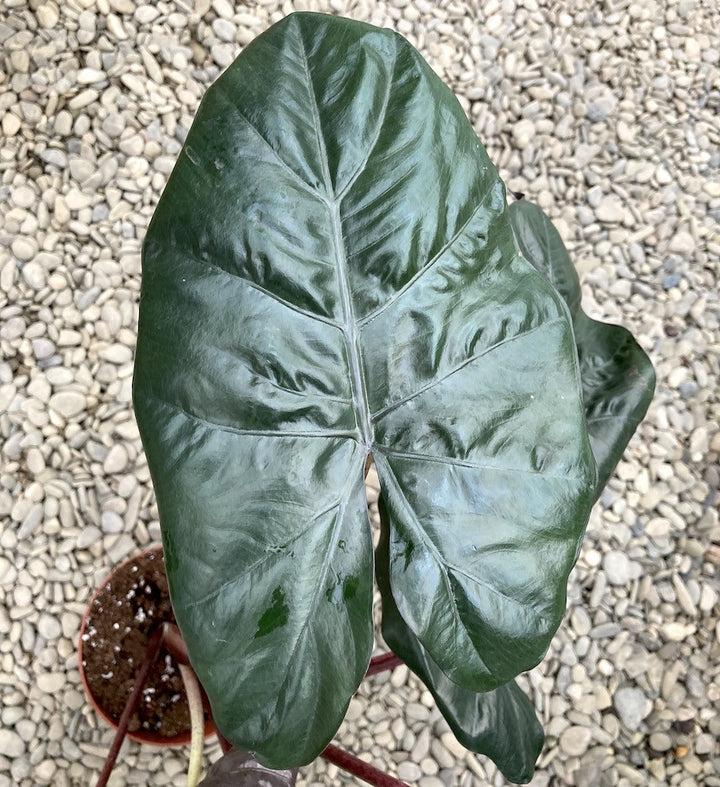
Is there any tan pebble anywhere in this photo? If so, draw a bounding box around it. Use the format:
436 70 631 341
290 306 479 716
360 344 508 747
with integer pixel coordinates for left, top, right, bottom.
2 112 21 136
36 3 60 28
106 13 128 40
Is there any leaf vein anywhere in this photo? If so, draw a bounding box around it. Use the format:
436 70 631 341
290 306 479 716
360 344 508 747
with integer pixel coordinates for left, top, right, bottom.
171 245 343 329
374 446 585 482
214 81 326 202
371 318 565 421
357 179 498 327
147 393 359 441
335 42 398 202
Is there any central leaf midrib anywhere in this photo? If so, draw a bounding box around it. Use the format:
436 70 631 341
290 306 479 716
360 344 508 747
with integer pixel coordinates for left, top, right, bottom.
297 25 373 450
329 201 373 449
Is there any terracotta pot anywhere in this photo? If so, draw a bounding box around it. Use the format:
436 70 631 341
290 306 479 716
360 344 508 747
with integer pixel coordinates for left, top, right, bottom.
78 545 215 746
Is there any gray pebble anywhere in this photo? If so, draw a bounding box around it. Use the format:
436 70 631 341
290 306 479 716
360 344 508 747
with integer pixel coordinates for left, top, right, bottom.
614 687 650 730
586 102 607 122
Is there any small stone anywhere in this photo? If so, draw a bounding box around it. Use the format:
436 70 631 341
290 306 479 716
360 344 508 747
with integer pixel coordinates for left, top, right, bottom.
586 102 607 122
40 147 68 167
13 238 37 262
109 0 135 13
77 526 102 549
26 447 46 475
213 0 234 18
101 510 124 534
32 339 55 360
107 534 137 562
695 733 715 755
3 111 22 136
100 343 133 364
603 551 633 585
135 5 160 23
596 197 625 223
211 43 235 68
61 612 81 639
559 726 592 756
77 68 106 84
14 585 32 606
36 3 60 29
15 720 36 743
656 166 672 185
672 574 698 616
37 613 62 640
65 189 92 211
212 18 236 42
668 230 695 254
49 391 86 419
21 262 47 290
0 729 25 758
102 112 125 138
660 622 695 642
398 762 423 782
106 13 128 40
120 73 146 96
614 687 650 730
34 761 57 781
649 732 672 752
570 607 591 636
440 732 466 759
512 119 536 150
18 503 43 539
12 185 35 209
104 444 129 474
37 673 66 693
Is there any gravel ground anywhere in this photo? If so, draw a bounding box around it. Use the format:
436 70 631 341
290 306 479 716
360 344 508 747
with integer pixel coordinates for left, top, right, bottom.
1 0 718 785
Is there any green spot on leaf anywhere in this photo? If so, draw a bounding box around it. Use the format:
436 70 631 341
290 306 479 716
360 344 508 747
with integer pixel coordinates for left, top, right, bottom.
255 587 289 638
343 575 359 601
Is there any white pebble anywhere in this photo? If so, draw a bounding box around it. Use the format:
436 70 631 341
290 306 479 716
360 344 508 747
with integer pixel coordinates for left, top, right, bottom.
37 673 66 693
0 730 25 758
13 238 37 263
49 391 86 419
37 613 62 640
12 185 36 209
21 262 46 290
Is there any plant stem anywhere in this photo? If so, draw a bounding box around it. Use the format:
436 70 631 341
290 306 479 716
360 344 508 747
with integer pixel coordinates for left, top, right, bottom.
365 652 404 677
321 744 410 787
96 624 167 787
179 663 205 787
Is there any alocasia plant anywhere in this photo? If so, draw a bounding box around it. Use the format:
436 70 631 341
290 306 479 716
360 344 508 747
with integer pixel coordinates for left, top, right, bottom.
133 11 654 781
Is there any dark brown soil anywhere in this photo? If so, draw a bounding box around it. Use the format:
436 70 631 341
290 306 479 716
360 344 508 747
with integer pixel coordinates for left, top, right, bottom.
81 548 206 738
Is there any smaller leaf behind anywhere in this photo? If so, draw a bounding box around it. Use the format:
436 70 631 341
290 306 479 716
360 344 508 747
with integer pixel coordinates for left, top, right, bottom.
376 499 544 784
508 201 655 497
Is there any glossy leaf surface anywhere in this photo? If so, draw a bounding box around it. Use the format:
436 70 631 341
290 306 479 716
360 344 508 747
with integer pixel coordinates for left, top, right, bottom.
376 503 544 783
509 201 655 495
134 12 597 766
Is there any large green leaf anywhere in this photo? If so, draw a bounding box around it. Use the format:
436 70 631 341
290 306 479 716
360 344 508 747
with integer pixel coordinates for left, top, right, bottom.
508 201 655 495
134 12 597 767
376 500 544 784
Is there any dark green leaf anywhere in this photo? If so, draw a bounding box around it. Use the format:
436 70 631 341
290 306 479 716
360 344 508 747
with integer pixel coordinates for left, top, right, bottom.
508 201 655 495
376 501 544 784
134 12 596 766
